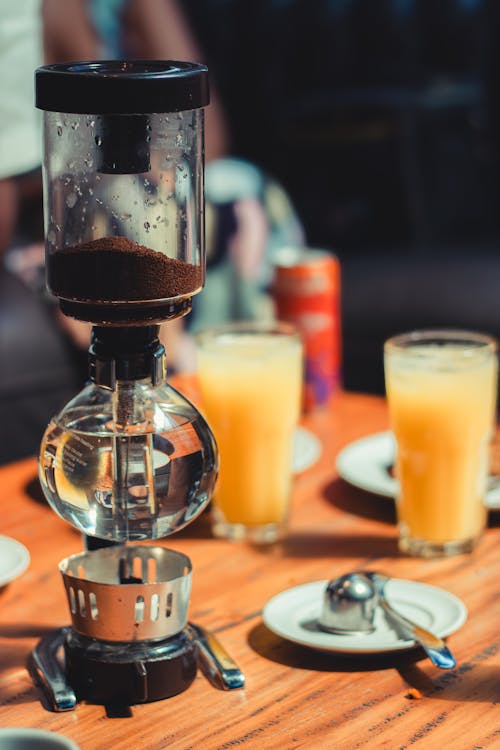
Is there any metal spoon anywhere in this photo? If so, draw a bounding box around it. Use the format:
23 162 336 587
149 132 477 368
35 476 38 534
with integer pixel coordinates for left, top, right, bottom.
361 571 456 669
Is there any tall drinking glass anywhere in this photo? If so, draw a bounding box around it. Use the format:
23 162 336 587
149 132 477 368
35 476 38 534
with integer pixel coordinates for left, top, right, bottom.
195 322 303 543
384 330 498 557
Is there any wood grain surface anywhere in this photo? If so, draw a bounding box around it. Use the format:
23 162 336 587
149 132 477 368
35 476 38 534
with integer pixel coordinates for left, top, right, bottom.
0 382 498 750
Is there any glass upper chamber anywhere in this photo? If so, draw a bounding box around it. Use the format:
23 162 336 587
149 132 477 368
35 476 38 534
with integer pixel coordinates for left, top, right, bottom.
36 61 208 324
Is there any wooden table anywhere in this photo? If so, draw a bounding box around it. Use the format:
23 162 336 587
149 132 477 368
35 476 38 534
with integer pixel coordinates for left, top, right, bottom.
0 384 498 749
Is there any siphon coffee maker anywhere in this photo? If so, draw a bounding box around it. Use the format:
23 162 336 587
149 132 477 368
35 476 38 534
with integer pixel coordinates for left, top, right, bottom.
31 61 230 710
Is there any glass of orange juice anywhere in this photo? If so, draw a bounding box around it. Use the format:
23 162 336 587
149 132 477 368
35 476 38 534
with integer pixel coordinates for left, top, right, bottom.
195 321 303 543
384 330 498 557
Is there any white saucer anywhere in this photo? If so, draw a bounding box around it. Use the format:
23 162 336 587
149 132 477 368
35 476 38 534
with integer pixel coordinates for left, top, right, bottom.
262 579 467 654
0 535 30 587
336 431 500 510
292 427 322 474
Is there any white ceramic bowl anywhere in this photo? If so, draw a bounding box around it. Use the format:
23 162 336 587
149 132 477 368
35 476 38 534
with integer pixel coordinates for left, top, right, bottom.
0 729 80 749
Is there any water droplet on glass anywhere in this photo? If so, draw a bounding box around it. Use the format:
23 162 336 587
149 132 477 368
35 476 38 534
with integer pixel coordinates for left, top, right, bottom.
47 230 56 244
95 135 102 147
65 192 78 208
57 126 63 137
144 221 151 232
176 133 183 146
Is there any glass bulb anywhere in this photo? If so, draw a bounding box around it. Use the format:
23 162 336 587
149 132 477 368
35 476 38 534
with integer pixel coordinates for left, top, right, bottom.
39 379 218 541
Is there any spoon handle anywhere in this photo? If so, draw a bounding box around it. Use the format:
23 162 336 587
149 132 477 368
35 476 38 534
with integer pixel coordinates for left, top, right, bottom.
380 599 456 669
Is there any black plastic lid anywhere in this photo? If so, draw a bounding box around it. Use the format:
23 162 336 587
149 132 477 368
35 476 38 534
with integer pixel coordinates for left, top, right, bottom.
35 60 209 114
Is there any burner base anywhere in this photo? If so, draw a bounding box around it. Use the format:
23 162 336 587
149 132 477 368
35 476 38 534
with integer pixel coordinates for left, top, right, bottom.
64 628 198 706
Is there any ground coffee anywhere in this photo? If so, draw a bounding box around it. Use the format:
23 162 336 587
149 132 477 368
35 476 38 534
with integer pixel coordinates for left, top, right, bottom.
49 236 202 301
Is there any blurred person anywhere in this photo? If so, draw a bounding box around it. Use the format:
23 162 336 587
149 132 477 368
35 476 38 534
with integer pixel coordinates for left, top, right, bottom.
0 0 43 256
0 0 44 293
0 1 90 464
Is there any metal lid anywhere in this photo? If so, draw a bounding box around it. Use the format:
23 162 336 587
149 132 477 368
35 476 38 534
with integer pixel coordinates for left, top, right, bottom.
35 60 209 114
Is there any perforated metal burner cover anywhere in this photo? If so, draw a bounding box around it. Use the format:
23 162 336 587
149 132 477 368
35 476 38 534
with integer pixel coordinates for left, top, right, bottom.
59 546 192 641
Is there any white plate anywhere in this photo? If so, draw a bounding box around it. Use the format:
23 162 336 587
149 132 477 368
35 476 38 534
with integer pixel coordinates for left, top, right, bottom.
0 535 30 587
336 431 500 510
262 579 467 654
293 427 322 474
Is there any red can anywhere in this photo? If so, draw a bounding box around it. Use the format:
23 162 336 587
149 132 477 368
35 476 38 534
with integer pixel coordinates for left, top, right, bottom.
272 249 341 410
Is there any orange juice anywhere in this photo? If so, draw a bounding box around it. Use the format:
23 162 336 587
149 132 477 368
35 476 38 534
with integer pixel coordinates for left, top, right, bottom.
385 332 497 556
196 324 302 540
